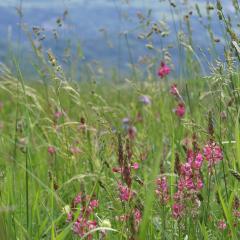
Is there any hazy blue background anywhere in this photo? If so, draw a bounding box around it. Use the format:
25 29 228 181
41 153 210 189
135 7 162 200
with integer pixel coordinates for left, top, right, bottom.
0 0 238 78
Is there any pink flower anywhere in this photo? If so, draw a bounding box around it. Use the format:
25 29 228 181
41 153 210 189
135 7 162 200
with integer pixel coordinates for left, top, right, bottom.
193 153 203 170
132 162 139 170
217 219 227 230
156 176 169 203
89 199 99 208
175 103 185 118
180 162 192 176
74 193 82 206
66 212 73 222
203 142 223 167
196 177 204 190
185 177 195 190
158 62 171 78
48 146 56 155
170 84 179 96
54 111 63 119
172 203 184 219
118 182 133 202
134 209 142 225
233 210 240 218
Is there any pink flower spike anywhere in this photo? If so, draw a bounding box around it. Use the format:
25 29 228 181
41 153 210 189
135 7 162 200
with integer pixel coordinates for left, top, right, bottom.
218 220 227 230
175 103 185 118
132 162 139 170
158 62 171 78
118 182 133 202
89 199 99 208
170 84 179 96
172 203 184 219
54 111 63 119
134 209 142 224
203 141 223 167
48 146 56 155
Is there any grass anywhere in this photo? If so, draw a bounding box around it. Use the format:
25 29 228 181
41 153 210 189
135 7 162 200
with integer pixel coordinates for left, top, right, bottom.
0 0 240 239
0 67 239 239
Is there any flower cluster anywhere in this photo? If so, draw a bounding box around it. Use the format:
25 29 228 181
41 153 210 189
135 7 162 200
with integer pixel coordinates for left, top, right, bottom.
118 182 133 202
175 103 186 118
169 84 186 118
156 176 169 204
67 193 99 239
158 62 171 78
172 150 204 219
203 141 223 169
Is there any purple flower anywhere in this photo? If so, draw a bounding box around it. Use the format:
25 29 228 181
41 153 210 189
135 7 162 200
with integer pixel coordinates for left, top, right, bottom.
139 95 151 105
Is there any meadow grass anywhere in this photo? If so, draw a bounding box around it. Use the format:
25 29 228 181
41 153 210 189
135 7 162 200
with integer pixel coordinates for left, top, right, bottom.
0 65 239 239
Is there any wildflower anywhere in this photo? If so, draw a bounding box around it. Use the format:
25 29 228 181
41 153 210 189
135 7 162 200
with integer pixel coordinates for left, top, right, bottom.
170 84 179 96
196 177 204 190
74 193 82 206
203 141 223 167
122 117 130 125
156 176 169 203
158 62 171 78
132 162 139 170
54 111 63 119
233 210 240 218
89 199 99 208
66 212 73 222
69 193 99 239
139 95 151 105
193 153 203 170
62 205 71 214
175 103 185 118
134 208 142 225
118 182 133 202
100 219 111 228
172 203 184 219
217 219 227 230
48 146 56 155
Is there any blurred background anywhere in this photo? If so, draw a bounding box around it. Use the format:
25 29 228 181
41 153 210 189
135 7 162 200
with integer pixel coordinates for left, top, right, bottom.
0 0 238 79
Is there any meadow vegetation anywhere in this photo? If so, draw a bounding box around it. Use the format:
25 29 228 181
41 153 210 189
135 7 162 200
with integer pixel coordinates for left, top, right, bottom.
0 0 240 239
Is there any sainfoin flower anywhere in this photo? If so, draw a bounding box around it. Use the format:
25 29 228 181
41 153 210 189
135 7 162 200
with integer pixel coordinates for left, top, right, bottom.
156 176 169 203
118 182 133 201
217 219 227 230
175 103 185 118
158 62 171 78
67 193 99 239
132 162 139 170
170 84 179 96
48 146 56 155
172 150 204 219
203 141 223 167
172 203 184 219
134 208 142 226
